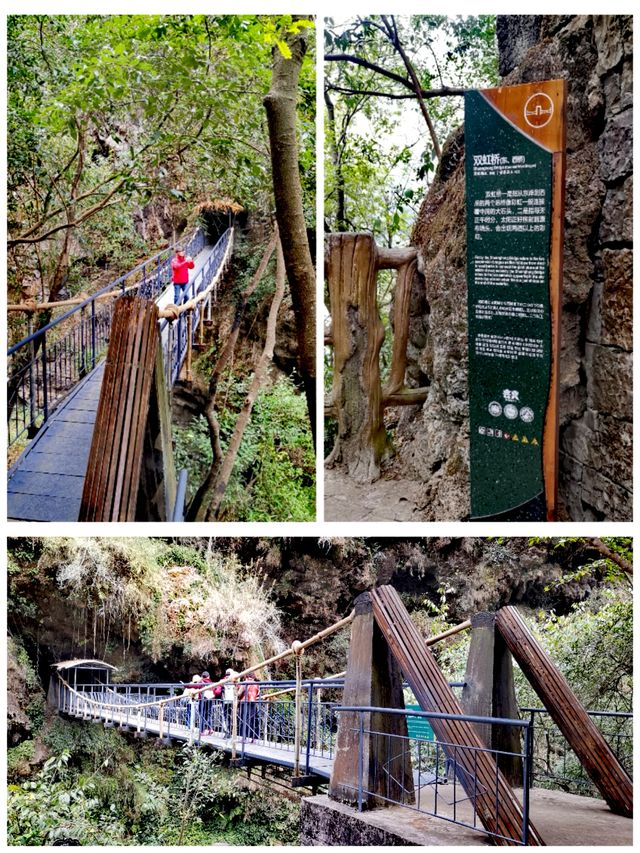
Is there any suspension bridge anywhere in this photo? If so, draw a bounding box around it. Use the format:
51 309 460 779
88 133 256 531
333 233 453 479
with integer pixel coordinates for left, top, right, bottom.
7 224 233 522
48 589 633 846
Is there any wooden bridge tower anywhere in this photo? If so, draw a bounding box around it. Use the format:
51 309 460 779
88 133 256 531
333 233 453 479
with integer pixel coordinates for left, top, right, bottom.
329 590 414 808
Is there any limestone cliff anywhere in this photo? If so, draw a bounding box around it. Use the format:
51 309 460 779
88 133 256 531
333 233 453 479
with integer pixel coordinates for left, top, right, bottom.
397 15 632 520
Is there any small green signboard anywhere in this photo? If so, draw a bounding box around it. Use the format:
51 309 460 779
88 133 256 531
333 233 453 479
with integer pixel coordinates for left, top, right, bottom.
465 85 560 520
406 705 435 741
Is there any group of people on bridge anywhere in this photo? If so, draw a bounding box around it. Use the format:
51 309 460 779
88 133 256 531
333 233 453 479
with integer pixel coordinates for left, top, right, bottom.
182 669 261 740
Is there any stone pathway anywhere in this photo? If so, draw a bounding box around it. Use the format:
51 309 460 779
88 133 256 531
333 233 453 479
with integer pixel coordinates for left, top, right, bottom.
324 467 424 522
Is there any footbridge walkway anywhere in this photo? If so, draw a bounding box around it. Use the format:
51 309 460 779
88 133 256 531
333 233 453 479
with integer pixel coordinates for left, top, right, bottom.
49 592 633 846
8 226 233 521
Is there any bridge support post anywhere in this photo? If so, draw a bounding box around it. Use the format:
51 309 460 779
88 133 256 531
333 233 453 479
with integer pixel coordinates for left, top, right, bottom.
329 591 413 809
461 612 522 785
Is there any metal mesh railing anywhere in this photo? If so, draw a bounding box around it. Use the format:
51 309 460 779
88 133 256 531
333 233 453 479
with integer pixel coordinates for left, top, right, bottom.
8 228 208 447
523 707 633 795
335 706 534 846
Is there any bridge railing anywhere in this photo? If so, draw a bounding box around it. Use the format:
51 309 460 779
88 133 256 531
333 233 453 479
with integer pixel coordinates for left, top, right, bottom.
335 705 534 847
61 678 342 768
522 707 633 794
159 227 232 387
7 228 205 447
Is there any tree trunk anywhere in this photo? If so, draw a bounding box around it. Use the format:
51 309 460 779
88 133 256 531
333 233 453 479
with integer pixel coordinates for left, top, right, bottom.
264 21 316 446
324 90 347 231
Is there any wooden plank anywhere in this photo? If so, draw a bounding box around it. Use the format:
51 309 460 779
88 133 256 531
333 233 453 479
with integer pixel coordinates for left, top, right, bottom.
117 303 156 519
330 592 413 808
543 145 566 519
81 298 129 519
495 606 632 817
135 342 177 521
371 586 543 846
79 297 159 521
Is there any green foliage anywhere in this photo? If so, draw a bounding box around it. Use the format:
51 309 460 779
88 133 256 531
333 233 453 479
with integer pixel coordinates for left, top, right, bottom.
7 740 36 781
8 14 315 306
157 544 209 575
8 635 46 739
528 537 633 588
8 732 300 846
174 374 315 521
516 591 633 712
8 752 127 845
43 718 136 773
9 539 285 667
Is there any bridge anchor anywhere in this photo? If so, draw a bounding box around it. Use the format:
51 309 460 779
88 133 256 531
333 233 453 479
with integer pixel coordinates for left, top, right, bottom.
292 774 323 792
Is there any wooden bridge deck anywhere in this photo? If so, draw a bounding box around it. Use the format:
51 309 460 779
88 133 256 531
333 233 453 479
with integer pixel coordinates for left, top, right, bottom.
66 707 334 779
8 243 218 522
8 363 104 521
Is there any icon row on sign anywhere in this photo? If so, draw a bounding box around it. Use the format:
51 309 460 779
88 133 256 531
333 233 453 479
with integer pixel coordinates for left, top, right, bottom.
478 425 538 445
488 401 534 422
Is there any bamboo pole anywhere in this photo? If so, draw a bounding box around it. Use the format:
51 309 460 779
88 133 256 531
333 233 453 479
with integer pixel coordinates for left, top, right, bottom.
426 619 472 646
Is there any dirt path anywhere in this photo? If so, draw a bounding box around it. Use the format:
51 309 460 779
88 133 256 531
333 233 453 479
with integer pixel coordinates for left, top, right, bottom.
324 467 424 522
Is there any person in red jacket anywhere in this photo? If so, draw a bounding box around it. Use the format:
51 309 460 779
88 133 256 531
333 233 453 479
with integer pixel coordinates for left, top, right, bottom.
171 250 195 304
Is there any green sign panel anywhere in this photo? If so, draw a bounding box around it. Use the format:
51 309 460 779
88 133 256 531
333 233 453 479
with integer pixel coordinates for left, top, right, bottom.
406 705 435 741
466 89 553 520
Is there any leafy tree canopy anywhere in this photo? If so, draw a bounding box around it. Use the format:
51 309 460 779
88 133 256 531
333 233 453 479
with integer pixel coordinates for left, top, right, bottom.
7 14 315 301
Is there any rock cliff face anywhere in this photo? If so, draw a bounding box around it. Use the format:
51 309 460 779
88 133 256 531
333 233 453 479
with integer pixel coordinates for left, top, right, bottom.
398 15 632 520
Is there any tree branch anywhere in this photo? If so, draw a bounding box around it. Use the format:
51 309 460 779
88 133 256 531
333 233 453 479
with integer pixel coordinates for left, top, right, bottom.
326 82 465 100
8 180 127 246
325 53 413 91
380 15 442 159
590 538 633 579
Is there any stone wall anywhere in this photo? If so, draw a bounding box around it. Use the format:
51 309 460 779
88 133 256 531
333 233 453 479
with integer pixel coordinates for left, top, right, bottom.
300 794 482 845
398 15 632 520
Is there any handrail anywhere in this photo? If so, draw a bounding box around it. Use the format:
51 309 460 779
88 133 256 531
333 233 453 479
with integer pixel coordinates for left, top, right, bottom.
7 226 230 449
522 706 632 718
8 228 202 355
335 705 531 728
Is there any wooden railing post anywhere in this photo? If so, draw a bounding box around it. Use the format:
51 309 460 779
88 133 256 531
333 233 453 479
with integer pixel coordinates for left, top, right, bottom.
326 233 423 482
326 233 386 483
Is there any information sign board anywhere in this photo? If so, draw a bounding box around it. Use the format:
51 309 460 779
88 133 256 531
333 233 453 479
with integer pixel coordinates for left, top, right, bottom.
465 80 566 520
